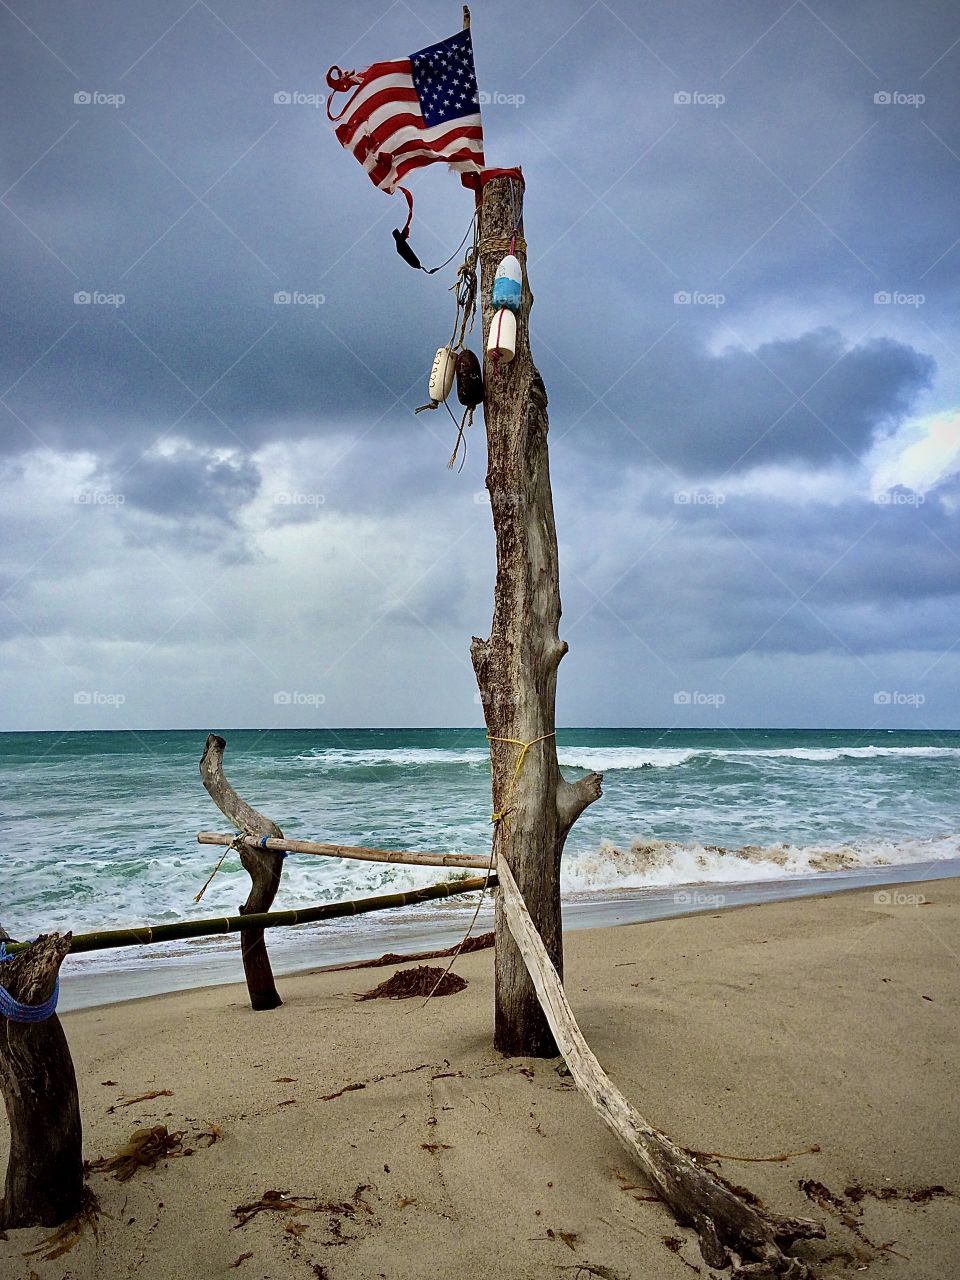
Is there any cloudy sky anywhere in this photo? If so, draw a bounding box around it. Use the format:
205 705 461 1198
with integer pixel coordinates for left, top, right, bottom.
2 0 959 731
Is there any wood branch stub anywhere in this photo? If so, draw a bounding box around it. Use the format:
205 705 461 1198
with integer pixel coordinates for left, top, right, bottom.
498 859 823 1277
199 733 284 1010
473 173 602 1057
0 932 83 1230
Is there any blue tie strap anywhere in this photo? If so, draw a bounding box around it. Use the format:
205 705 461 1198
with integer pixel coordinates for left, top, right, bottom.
0 978 60 1023
0 940 61 1022
258 835 287 858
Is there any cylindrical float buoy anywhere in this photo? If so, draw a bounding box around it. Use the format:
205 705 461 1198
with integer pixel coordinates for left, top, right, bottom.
491 254 522 312
427 346 456 404
486 309 517 364
455 349 484 407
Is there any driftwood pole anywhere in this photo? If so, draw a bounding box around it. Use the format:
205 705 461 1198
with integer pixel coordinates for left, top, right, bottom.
200 734 285 1010
473 172 602 1056
0 930 83 1229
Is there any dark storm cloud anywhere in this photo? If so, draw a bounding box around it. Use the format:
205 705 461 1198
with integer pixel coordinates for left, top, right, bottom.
543 327 935 474
2 0 957 467
558 477 960 663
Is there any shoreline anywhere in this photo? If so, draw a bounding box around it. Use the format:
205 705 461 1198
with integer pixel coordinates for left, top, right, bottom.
4 875 957 1279
58 855 960 1012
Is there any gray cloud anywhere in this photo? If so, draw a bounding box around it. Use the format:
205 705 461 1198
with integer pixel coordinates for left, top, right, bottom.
2 0 959 728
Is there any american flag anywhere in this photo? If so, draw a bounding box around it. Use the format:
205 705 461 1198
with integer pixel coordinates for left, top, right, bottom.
326 28 484 220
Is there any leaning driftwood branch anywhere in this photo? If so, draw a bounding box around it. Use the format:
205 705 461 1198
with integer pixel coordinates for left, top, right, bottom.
0 930 83 1230
497 860 824 1278
200 733 285 1009
197 831 490 870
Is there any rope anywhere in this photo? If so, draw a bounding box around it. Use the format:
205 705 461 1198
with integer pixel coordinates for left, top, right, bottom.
445 403 473 472
418 840 496 1009
194 833 247 904
487 732 556 825
430 212 477 278
419 725 556 1007
0 944 61 1023
477 236 527 257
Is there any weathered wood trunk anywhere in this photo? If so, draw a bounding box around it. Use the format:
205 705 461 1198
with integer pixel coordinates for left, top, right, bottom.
0 931 83 1229
200 734 284 1010
472 172 602 1056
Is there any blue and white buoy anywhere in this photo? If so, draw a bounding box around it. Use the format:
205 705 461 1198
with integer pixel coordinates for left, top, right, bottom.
492 254 522 312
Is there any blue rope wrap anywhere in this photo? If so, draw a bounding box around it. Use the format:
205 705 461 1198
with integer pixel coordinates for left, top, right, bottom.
259 835 288 858
0 942 61 1022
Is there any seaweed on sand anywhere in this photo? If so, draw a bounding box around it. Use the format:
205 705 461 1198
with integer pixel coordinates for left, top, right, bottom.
355 965 467 1001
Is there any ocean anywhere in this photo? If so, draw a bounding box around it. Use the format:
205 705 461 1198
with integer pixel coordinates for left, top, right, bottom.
3 727 959 1007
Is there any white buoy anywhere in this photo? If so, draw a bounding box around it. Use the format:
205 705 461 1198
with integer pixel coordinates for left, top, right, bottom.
492 254 522 312
427 346 456 404
486 308 517 363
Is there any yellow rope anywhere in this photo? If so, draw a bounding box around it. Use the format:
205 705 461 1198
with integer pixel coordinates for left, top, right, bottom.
417 729 555 1009
487 731 556 824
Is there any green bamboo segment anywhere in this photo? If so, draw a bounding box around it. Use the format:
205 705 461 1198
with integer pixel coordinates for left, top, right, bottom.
6 875 497 956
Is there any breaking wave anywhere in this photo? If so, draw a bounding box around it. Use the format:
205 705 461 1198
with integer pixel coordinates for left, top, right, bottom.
296 744 960 773
561 833 960 893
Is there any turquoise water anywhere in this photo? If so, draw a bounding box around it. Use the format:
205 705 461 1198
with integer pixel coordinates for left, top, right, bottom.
3 728 959 955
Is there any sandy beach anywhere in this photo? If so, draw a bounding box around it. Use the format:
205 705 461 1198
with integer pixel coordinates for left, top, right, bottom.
3 878 958 1280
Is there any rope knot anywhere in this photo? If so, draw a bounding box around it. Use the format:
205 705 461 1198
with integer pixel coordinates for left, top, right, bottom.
487 732 556 825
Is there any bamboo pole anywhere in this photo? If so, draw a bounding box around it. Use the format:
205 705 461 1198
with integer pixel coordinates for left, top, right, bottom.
4 877 495 957
197 831 491 871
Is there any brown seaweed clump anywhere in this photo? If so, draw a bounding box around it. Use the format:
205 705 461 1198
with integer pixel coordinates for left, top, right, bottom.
356 965 467 1001
88 1125 183 1181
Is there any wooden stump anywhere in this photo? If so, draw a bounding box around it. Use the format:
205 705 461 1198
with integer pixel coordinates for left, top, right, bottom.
472 171 603 1057
200 734 285 1010
0 931 83 1229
